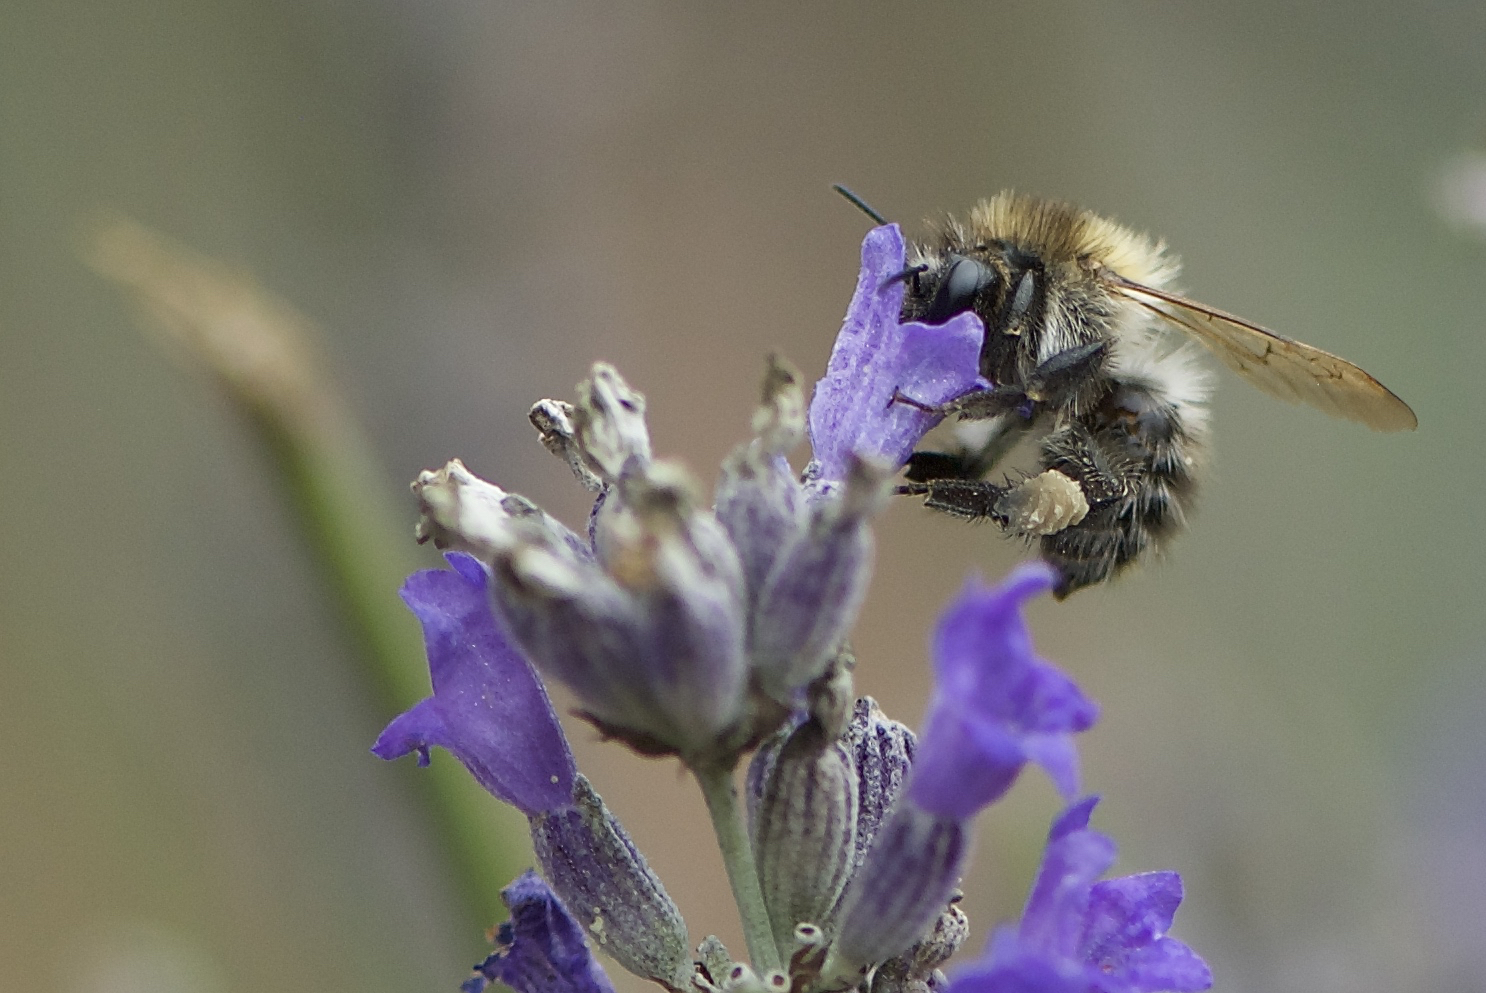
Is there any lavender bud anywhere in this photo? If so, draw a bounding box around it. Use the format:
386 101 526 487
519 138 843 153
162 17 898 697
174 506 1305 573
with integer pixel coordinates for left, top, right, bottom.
531 775 692 989
748 455 886 700
530 398 604 491
695 935 735 990
745 723 791 828
826 804 967 979
489 454 750 759
750 721 858 955
572 363 651 481
412 458 588 562
844 697 917 872
752 353 806 453
805 646 856 742
715 358 808 612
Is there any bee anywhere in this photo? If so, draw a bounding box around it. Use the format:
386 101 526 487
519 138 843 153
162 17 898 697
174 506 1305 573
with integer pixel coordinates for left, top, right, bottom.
834 187 1417 597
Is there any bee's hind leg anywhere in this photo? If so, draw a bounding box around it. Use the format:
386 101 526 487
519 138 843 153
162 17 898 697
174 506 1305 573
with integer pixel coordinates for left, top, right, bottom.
897 468 1090 539
896 478 1011 524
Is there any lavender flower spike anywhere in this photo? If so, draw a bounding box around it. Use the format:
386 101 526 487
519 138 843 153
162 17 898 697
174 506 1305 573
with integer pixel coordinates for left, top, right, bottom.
946 798 1212 993
463 871 616 993
372 552 575 815
828 564 1097 978
806 223 986 486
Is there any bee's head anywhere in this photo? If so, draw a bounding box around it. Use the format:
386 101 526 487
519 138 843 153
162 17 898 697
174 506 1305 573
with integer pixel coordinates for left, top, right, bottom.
898 246 1047 378
898 247 1044 324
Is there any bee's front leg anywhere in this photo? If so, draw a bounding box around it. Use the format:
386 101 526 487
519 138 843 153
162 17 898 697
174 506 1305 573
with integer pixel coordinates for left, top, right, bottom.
894 340 1111 424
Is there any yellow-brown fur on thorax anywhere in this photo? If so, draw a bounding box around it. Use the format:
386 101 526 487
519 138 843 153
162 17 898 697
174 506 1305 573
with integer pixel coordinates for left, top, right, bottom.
935 192 1181 290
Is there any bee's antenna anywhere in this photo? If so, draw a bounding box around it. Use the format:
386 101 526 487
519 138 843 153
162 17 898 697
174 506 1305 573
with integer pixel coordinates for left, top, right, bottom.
832 184 891 226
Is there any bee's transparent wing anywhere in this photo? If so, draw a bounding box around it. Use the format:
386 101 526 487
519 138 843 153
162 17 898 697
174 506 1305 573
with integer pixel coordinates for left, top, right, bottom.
1103 273 1417 432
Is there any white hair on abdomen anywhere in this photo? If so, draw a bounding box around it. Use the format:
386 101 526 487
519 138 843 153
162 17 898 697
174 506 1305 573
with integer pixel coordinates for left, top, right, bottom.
1107 332 1214 435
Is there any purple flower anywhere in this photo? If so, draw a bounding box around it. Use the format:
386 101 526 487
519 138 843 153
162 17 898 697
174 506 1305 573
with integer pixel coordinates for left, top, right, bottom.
948 798 1212 993
414 370 752 762
462 871 616 993
373 552 692 989
372 552 575 815
414 359 886 760
909 562 1099 818
806 224 986 484
828 564 1097 976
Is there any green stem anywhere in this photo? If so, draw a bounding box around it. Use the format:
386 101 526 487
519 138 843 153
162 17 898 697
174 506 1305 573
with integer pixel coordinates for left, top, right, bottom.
251 407 532 928
694 762 783 976
87 218 530 931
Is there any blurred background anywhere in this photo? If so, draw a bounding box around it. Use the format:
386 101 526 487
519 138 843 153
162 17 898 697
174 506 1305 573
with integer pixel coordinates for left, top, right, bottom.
4 2 1486 991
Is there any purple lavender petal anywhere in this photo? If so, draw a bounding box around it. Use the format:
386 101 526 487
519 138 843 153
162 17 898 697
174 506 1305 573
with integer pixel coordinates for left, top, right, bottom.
1084 875 1210 993
1019 735 1082 806
372 699 445 769
465 871 616 993
949 800 1212 993
808 224 986 481
1019 801 1117 962
949 943 1087 993
1049 796 1099 841
907 707 1025 820
1094 938 1212 993
907 565 1098 818
1083 874 1182 958
372 552 575 815
931 564 1062 723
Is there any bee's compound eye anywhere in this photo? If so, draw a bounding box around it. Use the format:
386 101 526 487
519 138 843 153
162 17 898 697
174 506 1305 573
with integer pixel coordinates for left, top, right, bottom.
924 257 997 323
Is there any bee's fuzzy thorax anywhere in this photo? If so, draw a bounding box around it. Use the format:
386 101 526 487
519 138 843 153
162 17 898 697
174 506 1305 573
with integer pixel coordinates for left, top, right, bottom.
953 192 1182 290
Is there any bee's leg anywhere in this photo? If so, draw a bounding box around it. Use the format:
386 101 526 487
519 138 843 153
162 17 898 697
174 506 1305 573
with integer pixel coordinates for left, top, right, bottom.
936 385 1035 421
1041 423 1133 504
898 469 1089 538
1022 341 1109 409
930 341 1111 423
904 412 1034 483
896 479 1010 524
903 450 978 483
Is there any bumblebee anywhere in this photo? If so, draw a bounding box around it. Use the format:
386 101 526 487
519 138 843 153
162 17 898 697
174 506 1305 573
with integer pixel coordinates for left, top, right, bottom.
838 188 1416 597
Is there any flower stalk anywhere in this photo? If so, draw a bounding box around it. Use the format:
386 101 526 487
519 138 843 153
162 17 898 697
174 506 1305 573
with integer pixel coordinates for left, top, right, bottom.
694 761 784 976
